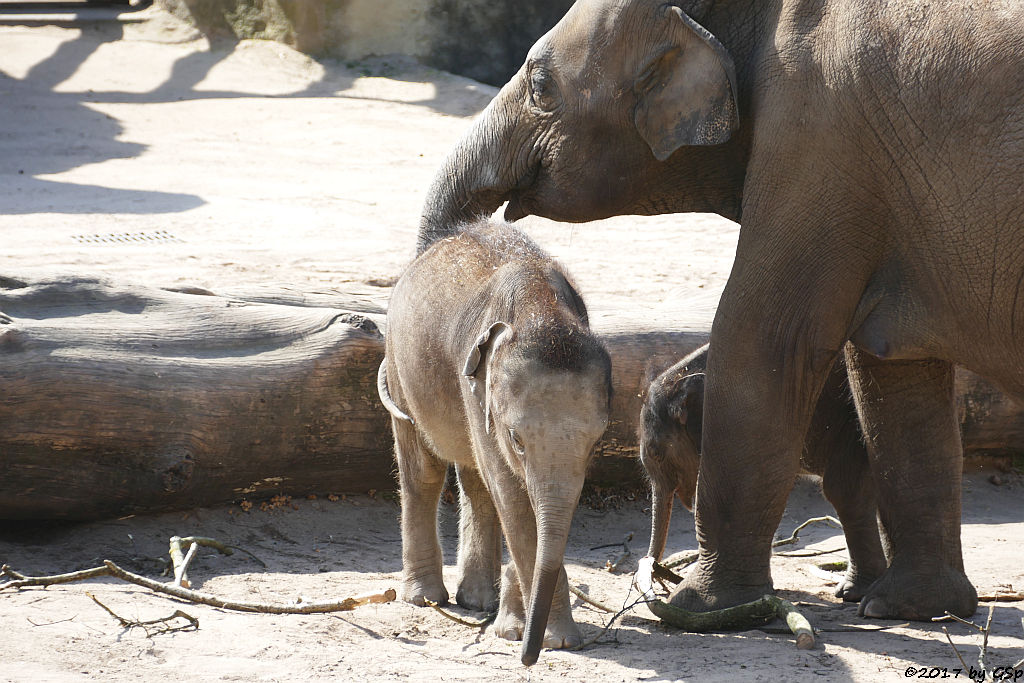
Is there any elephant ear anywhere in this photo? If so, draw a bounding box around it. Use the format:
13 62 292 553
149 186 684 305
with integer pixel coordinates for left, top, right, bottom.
633 6 740 161
668 372 705 451
463 321 513 434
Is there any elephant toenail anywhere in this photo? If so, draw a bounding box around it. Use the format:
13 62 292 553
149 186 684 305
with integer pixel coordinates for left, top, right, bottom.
861 598 888 619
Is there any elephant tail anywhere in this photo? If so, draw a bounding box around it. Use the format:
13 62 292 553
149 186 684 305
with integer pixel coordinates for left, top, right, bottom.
377 360 415 424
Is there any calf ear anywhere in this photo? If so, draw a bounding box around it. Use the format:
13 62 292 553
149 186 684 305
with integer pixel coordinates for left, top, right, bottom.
668 372 705 448
463 321 513 433
633 6 739 161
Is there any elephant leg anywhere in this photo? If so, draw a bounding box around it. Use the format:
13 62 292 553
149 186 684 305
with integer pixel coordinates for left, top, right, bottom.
845 348 977 620
668 231 860 612
811 353 887 601
478 456 581 649
494 563 526 640
454 464 502 612
393 418 450 606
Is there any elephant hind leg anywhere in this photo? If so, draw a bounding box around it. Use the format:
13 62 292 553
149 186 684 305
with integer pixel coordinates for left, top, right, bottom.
812 353 887 601
845 348 977 620
454 464 501 612
394 418 450 607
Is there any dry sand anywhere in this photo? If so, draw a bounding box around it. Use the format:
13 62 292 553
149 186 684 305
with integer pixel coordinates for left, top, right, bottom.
1 7 1022 681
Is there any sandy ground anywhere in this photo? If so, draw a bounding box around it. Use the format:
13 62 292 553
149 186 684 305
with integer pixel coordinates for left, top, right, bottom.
1 6 1022 682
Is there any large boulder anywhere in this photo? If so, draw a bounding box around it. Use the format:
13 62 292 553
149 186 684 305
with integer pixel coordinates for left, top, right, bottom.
157 0 574 86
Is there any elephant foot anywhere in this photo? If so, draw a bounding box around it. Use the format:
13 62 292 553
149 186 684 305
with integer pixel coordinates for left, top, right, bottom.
493 609 581 650
668 561 773 612
456 574 499 612
494 605 525 642
858 559 977 620
540 610 582 650
402 574 449 607
834 568 882 603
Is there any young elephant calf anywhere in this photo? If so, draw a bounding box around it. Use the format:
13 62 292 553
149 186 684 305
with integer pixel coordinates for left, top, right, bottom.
640 344 887 602
378 219 611 666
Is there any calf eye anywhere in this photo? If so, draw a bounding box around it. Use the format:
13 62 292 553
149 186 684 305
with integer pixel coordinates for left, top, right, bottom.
508 428 526 455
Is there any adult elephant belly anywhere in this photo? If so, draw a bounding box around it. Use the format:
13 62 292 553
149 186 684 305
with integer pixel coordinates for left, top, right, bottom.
848 262 944 363
850 253 1024 393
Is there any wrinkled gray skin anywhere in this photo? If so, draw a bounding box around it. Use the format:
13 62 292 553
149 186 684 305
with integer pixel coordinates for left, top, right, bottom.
640 344 887 602
420 0 1024 621
380 219 611 666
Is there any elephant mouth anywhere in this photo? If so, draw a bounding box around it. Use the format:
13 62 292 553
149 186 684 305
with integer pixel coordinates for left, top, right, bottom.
502 159 541 222
504 193 529 222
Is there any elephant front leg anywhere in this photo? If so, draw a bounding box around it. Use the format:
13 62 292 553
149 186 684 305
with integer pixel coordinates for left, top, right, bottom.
455 464 502 612
478 457 581 649
394 419 450 607
668 251 856 612
845 349 977 620
493 557 579 648
494 563 526 640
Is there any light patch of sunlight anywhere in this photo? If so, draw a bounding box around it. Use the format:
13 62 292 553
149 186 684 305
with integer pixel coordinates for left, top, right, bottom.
192 40 326 96
338 76 438 105
0 29 82 81
52 41 185 94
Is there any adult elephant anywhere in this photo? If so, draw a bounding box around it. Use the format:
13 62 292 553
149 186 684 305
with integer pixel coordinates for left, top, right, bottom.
421 0 1024 621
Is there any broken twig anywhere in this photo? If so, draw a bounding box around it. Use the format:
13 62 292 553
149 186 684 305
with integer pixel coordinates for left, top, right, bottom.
661 516 845 571
772 516 842 547
88 592 198 636
423 599 495 629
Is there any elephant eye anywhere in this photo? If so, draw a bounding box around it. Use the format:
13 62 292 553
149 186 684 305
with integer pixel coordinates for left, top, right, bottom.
529 68 559 111
508 428 526 456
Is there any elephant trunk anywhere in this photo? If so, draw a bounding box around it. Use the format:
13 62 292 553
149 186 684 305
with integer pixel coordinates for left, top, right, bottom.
418 83 528 254
521 499 576 666
648 484 674 560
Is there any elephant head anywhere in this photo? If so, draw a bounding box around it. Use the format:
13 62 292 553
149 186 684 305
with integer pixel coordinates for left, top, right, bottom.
639 344 707 559
420 0 746 251
464 319 611 665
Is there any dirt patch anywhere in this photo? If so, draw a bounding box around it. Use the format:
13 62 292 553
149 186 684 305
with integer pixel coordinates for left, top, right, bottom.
1 7 1022 681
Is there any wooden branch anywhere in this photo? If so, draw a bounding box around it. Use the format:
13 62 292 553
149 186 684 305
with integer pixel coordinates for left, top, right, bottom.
1 560 396 614
771 516 842 547
941 626 971 672
568 584 617 614
169 537 194 588
573 595 648 652
977 592 1024 603
423 599 495 628
635 557 815 649
660 517 846 572
1 563 109 590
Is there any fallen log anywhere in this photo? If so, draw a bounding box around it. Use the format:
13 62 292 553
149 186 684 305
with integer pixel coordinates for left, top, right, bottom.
1 274 1021 520
0 273 391 519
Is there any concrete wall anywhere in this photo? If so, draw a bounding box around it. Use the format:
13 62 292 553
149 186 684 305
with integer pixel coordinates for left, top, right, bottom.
158 0 575 86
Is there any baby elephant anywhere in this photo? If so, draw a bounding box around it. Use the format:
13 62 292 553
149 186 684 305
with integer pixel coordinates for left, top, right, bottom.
640 344 887 602
378 219 611 666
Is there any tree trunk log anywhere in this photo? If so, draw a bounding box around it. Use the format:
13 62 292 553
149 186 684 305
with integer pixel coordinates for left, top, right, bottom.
1 276 1020 520
0 274 391 520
